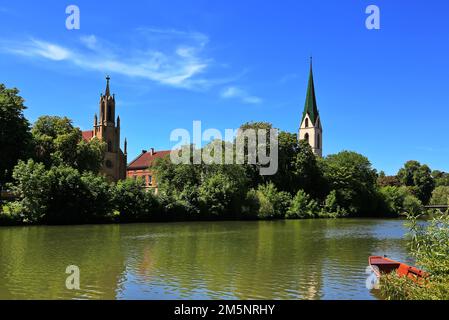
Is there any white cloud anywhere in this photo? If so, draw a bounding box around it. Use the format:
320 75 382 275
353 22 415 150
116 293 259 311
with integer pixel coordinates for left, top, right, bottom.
221 86 262 104
0 29 222 90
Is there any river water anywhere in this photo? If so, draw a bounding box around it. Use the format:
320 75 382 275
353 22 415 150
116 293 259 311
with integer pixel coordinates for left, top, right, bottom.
0 219 411 300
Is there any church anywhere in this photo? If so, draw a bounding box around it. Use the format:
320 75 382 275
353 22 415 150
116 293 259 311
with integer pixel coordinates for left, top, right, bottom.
299 59 323 157
83 60 322 184
82 76 128 182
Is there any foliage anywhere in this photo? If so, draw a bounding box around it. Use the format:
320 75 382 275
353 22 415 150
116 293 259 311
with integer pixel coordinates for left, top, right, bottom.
286 189 319 219
0 84 33 186
321 151 380 216
381 212 449 300
9 160 113 224
31 116 105 173
431 170 449 188
379 186 419 216
377 172 400 187
397 161 435 205
320 190 348 218
112 178 160 222
256 183 291 219
429 186 449 206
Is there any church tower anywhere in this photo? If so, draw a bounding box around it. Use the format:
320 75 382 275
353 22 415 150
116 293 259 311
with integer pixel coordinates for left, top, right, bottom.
93 76 127 181
299 59 323 157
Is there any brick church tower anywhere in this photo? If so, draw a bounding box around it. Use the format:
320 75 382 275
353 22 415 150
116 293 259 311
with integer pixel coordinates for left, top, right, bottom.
83 76 127 181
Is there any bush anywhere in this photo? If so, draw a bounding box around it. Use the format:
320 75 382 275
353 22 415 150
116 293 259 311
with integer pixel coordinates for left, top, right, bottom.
402 195 422 216
286 190 318 219
10 159 114 224
430 186 449 206
381 213 449 300
256 183 291 219
380 186 411 216
320 190 348 218
112 178 160 222
0 202 24 225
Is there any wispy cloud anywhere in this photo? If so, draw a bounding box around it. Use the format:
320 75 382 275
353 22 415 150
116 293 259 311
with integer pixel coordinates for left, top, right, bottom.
221 86 262 104
0 28 235 90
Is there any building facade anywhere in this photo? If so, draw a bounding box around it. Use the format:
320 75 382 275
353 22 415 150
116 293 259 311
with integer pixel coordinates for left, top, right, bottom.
126 149 171 192
299 60 323 157
82 76 127 182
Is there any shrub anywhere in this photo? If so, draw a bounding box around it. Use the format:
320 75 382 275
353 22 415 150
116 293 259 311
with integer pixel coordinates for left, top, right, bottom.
112 178 160 222
256 183 291 219
286 190 318 219
381 213 449 300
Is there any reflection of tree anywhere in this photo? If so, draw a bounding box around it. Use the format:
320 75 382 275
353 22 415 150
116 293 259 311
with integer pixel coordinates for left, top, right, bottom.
0 225 127 299
126 220 328 299
0 219 410 300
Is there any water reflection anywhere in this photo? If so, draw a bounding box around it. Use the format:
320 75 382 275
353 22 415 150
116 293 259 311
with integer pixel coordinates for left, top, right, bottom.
0 219 409 300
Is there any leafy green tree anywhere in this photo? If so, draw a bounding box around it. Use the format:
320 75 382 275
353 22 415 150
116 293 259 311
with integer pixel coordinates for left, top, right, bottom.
286 189 318 219
0 84 32 188
430 186 449 206
10 160 113 224
379 186 410 216
321 190 348 217
256 183 291 219
397 161 435 204
402 195 422 216
322 151 379 216
199 172 240 217
112 178 160 222
32 116 105 172
432 170 449 187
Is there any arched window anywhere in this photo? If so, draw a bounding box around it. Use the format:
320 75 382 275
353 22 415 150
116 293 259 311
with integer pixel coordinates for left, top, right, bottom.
305 118 309 128
304 133 309 144
108 140 113 152
317 134 321 149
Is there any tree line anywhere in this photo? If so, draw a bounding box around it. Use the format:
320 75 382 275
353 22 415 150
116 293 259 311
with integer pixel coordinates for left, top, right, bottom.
1 83 448 225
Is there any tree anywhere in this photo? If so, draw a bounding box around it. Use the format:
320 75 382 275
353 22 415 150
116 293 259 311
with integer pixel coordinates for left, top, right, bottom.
0 84 32 188
9 160 113 224
377 172 400 187
286 189 318 219
32 116 105 172
430 186 449 206
322 151 379 216
256 183 291 219
432 170 449 187
112 178 159 222
397 161 435 204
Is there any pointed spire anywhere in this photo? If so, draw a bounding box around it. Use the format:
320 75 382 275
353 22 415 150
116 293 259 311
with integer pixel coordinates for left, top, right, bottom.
124 138 128 155
94 113 98 126
105 75 111 96
117 115 120 127
302 57 319 125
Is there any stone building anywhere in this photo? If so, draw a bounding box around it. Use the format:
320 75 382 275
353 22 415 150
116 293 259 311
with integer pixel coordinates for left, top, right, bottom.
299 60 323 157
82 76 127 182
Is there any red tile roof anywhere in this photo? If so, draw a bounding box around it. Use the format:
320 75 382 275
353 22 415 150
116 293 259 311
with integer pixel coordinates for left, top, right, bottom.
127 150 171 170
82 130 94 142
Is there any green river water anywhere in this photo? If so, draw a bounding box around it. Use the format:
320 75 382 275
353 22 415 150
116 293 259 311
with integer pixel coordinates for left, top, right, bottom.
0 219 411 300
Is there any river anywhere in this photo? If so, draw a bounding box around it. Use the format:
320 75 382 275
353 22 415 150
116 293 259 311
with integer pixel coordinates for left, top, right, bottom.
0 219 411 300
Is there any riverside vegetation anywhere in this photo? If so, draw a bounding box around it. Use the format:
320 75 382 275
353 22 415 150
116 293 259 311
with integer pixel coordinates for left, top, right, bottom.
1 83 449 225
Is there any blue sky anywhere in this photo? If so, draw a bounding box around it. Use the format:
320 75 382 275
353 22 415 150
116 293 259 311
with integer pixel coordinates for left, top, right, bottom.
0 0 448 175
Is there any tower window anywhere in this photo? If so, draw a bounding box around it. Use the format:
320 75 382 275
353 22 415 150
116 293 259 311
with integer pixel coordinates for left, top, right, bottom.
108 140 113 152
304 133 309 143
305 118 309 128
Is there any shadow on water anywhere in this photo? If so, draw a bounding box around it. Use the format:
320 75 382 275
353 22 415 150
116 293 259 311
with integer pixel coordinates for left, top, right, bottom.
0 219 410 300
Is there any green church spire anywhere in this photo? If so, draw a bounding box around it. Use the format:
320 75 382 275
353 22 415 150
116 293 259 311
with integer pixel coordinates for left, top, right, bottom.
302 58 319 125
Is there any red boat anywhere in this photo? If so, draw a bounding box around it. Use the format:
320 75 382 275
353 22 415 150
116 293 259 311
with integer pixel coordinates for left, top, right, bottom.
369 256 428 283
